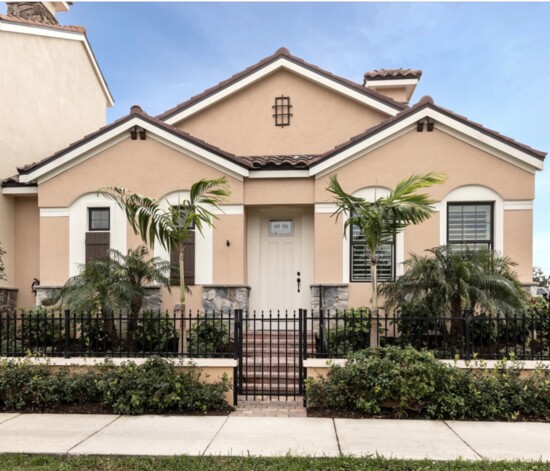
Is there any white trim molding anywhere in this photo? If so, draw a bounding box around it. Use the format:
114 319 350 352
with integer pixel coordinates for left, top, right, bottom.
40 207 69 218
2 186 38 195
163 57 400 125
0 20 113 107
249 170 310 179
19 116 249 184
68 193 127 277
310 107 544 177
504 200 533 211
211 204 244 215
154 191 213 285
439 185 504 254
342 187 405 283
314 203 338 214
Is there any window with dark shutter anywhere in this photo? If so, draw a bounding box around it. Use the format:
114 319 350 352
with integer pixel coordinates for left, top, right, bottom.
85 232 110 263
85 208 110 262
170 224 195 286
350 224 395 282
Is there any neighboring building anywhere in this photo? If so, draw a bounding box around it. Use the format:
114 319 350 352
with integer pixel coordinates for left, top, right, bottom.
0 2 113 308
0 4 545 312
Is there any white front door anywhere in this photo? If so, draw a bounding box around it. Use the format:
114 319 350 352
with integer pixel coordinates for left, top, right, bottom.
247 207 313 314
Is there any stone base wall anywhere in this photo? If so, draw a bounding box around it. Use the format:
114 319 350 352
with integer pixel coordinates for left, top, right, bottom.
35 286 162 311
311 284 349 312
141 287 162 311
35 287 60 307
0 288 17 314
202 285 250 312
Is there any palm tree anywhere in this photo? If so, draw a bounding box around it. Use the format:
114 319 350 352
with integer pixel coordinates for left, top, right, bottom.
381 246 528 341
108 246 172 350
327 173 446 311
100 178 231 314
55 256 137 344
55 246 173 350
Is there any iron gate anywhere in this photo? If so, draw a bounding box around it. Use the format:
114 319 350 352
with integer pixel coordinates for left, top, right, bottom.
235 309 310 400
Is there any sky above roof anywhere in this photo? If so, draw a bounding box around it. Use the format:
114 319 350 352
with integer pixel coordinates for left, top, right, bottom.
18 1 550 272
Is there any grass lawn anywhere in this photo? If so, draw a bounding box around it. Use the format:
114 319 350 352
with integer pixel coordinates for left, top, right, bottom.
0 455 549 470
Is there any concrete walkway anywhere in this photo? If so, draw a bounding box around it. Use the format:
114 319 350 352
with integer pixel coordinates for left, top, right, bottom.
0 413 549 461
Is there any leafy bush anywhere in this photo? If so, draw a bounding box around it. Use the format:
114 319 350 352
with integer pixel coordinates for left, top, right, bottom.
96 357 229 414
0 357 229 414
134 311 179 353
306 346 550 421
0 359 99 410
188 317 231 356
19 309 63 352
325 308 371 355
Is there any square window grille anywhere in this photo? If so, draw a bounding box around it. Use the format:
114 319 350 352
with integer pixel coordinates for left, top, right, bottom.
272 96 292 127
88 208 110 231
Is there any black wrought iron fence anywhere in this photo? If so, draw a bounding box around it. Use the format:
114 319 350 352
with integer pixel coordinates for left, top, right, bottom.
304 308 550 361
0 309 237 358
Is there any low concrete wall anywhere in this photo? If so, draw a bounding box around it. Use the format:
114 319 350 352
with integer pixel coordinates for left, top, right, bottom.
2 357 237 406
304 358 550 380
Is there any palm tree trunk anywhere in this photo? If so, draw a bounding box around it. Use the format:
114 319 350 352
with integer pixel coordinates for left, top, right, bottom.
370 255 379 347
449 294 463 349
127 296 142 352
179 245 187 354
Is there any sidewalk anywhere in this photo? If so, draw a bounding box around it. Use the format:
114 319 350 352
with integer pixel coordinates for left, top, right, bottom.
0 413 549 461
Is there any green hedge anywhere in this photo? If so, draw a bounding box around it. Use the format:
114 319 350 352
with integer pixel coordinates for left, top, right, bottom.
306 346 550 420
0 357 230 415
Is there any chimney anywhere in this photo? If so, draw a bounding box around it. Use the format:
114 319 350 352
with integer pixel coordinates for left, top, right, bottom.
6 2 71 25
363 68 422 105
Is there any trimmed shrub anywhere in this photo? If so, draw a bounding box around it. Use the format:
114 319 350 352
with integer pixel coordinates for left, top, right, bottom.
0 357 230 414
306 346 550 421
96 357 229 415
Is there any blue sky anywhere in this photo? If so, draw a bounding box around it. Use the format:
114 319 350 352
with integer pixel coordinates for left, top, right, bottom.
31 2 550 271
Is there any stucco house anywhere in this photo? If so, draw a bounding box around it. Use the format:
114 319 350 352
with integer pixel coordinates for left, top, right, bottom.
0 3 545 314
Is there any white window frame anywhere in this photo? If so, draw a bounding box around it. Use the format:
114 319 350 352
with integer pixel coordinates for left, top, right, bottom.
440 185 503 254
153 191 213 285
68 193 126 277
342 187 405 283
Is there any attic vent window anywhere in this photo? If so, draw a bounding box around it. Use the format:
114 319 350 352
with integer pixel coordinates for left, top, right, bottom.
273 96 292 127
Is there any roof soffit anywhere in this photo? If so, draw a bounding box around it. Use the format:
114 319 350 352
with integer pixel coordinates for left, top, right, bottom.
309 103 545 177
17 115 250 185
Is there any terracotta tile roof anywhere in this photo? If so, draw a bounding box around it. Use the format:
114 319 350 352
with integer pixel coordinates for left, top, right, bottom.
157 47 406 122
243 155 319 169
0 13 86 33
16 106 253 177
364 68 422 81
311 96 546 168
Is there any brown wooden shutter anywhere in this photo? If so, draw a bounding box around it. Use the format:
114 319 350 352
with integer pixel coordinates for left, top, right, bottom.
170 230 195 286
85 232 110 263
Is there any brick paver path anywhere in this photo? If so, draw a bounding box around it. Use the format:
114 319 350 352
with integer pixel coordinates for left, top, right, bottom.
231 398 306 417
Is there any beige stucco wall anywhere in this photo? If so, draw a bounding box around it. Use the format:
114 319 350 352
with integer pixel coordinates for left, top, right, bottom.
14 197 40 308
504 210 533 281
39 216 69 286
244 178 314 206
178 69 389 156
0 30 108 289
213 214 246 284
314 213 343 284
368 86 408 103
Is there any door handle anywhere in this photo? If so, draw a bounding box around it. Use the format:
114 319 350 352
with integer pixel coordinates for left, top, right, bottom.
297 272 301 293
